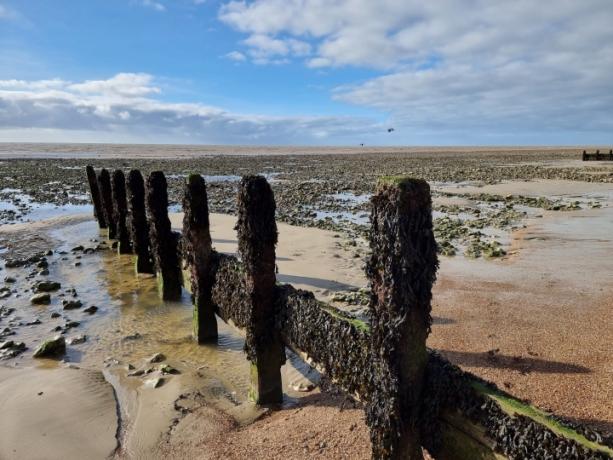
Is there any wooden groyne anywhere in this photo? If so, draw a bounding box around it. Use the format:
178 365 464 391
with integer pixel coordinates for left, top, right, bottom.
582 149 613 161
85 166 613 460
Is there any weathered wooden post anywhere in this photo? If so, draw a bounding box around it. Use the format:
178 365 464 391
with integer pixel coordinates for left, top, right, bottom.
183 174 218 343
86 165 107 229
126 169 154 273
582 150 588 161
146 171 182 300
366 177 439 460
111 169 132 254
98 168 117 239
237 175 285 404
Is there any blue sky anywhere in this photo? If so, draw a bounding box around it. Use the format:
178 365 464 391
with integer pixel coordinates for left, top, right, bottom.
1 0 612 145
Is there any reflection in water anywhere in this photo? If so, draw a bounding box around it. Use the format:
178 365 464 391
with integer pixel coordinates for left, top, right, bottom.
42 220 317 401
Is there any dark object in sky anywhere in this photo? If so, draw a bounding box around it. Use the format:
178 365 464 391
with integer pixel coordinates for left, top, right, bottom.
387 127 395 132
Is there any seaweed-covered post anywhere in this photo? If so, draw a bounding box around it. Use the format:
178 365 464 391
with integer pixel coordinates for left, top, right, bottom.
366 177 438 459
183 174 218 343
111 169 132 254
237 176 285 404
98 168 117 239
146 171 182 300
582 150 588 161
126 170 154 273
86 165 107 229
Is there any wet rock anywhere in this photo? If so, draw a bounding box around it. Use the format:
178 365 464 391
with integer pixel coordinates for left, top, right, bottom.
30 293 51 304
62 299 82 310
4 276 16 283
71 245 84 252
160 364 180 375
64 320 80 329
50 312 61 318
34 280 61 292
0 341 26 359
0 290 11 299
33 335 66 358
83 305 98 314
67 334 87 345
122 332 142 341
290 381 315 392
5 258 26 268
148 352 165 363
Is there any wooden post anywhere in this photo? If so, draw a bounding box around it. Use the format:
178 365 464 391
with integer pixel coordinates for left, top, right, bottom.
183 174 218 343
237 175 284 405
365 177 439 460
98 168 117 239
582 150 588 161
86 165 107 228
111 169 132 254
126 169 154 273
146 171 182 300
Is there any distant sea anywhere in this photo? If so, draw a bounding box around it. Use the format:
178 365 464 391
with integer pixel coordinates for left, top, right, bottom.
0 142 584 159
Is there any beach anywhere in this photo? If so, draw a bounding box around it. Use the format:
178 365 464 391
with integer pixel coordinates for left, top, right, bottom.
0 146 612 458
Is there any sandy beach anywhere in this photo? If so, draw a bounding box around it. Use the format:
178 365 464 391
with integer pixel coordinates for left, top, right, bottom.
0 149 612 459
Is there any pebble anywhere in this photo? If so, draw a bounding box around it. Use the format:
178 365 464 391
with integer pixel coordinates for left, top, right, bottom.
30 293 51 305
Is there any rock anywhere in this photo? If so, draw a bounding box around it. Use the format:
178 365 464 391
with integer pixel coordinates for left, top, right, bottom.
64 320 80 330
0 340 15 349
160 364 180 375
36 259 48 269
83 305 98 314
4 276 16 283
62 299 82 310
143 377 165 389
291 381 316 392
30 293 51 305
34 280 61 292
33 335 66 358
67 334 87 345
122 332 142 341
51 312 61 318
128 369 145 377
148 352 165 363
38 269 50 276
0 290 11 299
71 245 84 252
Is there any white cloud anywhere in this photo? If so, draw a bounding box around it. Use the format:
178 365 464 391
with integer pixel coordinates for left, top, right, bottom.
225 51 247 62
218 0 613 139
0 73 382 144
141 0 166 12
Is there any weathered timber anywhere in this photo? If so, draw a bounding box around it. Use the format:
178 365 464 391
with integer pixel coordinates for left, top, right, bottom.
236 175 285 404
582 149 613 161
85 165 107 228
126 169 154 273
276 284 371 399
146 171 182 300
97 168 117 239
183 174 218 342
207 257 612 458
111 169 132 254
365 176 438 460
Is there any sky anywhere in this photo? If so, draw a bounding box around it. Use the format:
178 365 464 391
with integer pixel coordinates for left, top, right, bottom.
0 0 612 146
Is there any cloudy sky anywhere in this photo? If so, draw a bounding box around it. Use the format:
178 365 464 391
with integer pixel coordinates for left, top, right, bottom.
1 0 612 145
